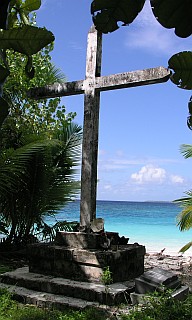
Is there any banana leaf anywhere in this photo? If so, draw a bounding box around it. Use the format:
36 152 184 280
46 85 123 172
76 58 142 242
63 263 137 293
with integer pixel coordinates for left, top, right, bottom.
0 25 54 56
168 51 192 90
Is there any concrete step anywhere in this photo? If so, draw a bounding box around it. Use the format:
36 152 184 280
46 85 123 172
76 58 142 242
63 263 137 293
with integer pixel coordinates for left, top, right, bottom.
0 282 100 311
0 267 134 306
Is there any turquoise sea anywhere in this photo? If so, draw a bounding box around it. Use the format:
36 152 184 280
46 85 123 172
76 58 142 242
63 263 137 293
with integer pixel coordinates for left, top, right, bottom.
46 200 192 256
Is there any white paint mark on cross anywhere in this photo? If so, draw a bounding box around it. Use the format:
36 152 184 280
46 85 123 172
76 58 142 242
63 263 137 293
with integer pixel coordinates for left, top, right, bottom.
29 26 171 230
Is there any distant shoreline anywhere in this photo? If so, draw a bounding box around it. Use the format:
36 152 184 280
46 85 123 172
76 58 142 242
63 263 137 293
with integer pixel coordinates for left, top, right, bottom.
74 199 174 204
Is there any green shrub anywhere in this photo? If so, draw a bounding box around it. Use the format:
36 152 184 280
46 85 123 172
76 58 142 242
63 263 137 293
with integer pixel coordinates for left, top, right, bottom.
100 266 113 285
120 292 192 320
0 288 17 319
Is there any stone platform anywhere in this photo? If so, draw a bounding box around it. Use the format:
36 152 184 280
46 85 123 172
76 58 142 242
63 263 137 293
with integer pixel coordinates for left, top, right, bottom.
0 231 146 309
29 231 145 283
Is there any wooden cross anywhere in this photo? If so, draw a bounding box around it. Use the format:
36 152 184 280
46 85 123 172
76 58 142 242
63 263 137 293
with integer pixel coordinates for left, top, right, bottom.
29 25 170 230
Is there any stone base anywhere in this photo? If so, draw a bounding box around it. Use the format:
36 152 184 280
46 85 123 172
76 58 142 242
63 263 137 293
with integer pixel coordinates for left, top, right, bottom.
0 267 135 306
28 243 145 283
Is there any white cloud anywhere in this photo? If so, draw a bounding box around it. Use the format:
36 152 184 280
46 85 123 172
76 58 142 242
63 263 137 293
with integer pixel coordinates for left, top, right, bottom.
97 162 187 201
127 26 174 55
131 164 166 184
130 164 185 186
170 175 184 184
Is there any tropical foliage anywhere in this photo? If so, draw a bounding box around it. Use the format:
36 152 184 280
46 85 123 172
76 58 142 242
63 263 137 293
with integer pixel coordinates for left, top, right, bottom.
0 0 55 127
0 123 82 245
0 2 82 246
174 144 192 252
0 39 82 245
0 40 81 242
1 41 76 142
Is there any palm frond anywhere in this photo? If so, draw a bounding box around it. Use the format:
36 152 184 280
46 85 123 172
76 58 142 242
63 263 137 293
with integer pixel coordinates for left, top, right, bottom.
46 63 66 85
179 241 192 253
0 122 82 244
175 189 192 252
174 190 192 206
57 123 82 147
0 138 61 197
177 206 192 230
60 123 82 163
180 144 192 159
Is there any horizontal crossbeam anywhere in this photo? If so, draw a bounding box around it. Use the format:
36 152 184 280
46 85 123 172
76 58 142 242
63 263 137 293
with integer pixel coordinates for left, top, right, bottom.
28 67 170 100
95 67 171 92
28 80 85 99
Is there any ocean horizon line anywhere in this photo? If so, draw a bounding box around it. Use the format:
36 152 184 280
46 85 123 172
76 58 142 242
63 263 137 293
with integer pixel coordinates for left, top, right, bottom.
73 199 175 204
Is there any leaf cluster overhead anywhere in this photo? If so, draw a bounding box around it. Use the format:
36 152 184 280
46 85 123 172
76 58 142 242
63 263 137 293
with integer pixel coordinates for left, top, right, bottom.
91 0 192 38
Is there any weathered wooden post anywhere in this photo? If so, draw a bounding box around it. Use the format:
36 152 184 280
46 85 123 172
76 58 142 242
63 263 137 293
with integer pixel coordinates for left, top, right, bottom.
80 26 102 229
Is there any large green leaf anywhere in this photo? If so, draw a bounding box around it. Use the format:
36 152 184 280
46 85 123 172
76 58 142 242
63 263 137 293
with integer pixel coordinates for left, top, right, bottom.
91 0 145 33
0 97 9 127
21 0 41 13
0 65 10 83
0 25 55 55
150 0 192 38
168 51 192 90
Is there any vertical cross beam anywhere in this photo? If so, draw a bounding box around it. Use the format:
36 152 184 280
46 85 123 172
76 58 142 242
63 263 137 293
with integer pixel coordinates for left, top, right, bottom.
80 26 102 229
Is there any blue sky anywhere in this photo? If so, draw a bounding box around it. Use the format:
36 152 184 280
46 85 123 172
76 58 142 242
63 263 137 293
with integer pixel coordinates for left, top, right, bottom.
37 0 192 202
